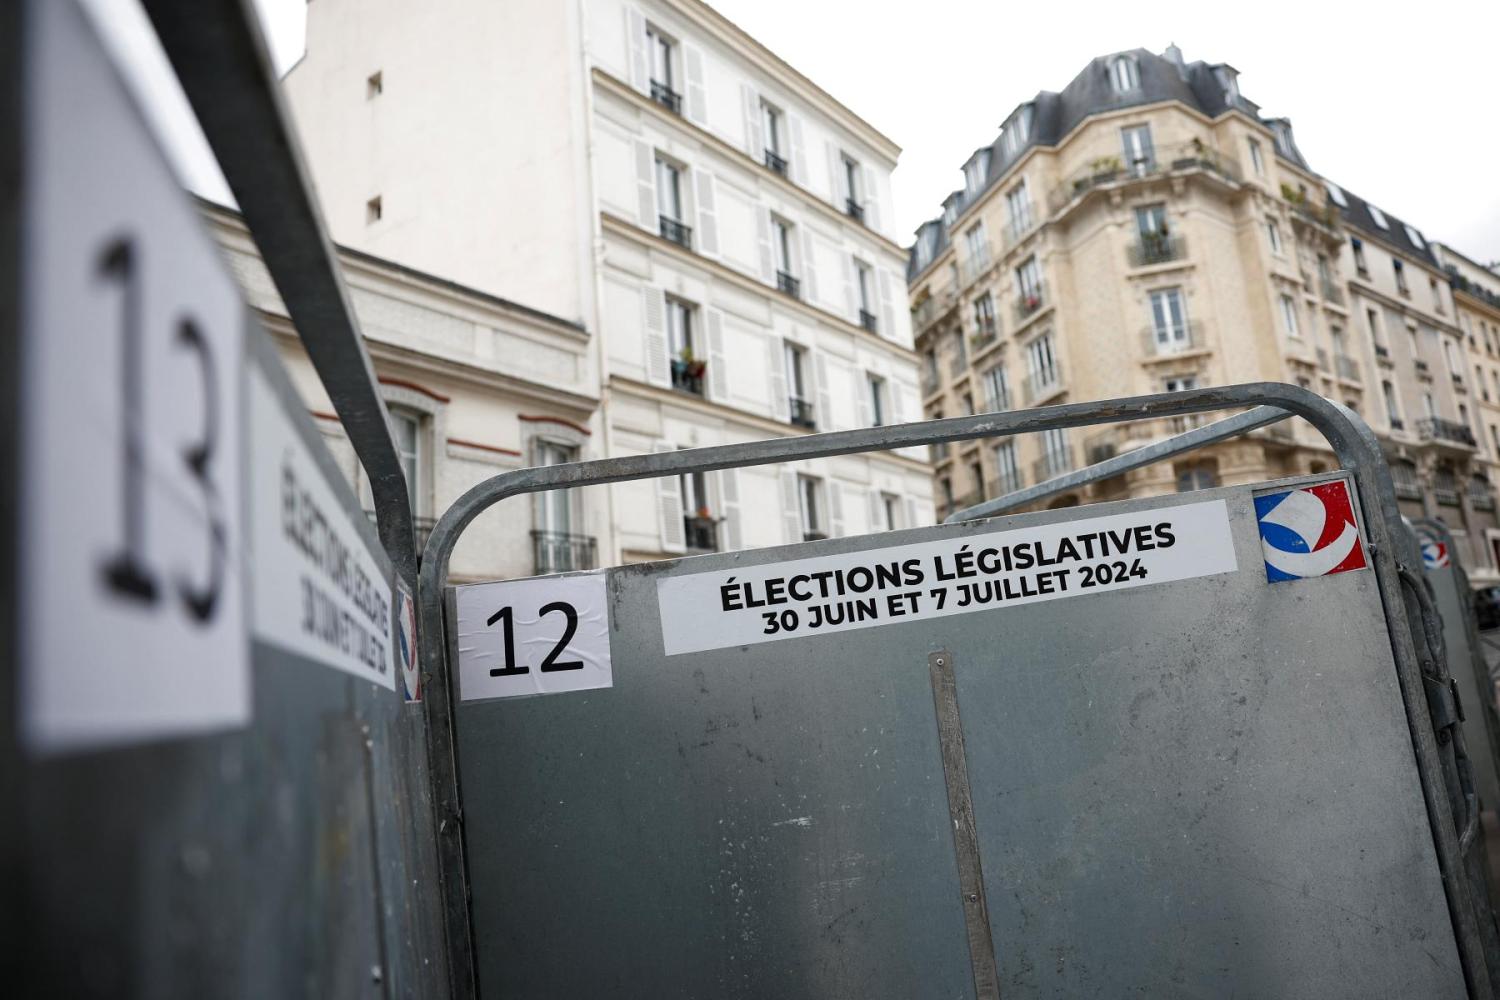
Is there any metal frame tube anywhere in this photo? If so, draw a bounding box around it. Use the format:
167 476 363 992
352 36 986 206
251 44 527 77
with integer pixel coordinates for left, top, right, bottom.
140 0 418 590
944 405 1290 522
416 381 1493 998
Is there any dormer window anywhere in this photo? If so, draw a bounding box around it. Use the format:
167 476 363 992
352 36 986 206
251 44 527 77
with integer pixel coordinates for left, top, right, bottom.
1000 106 1033 159
1324 182 1348 207
1213 66 1239 101
1110 55 1139 93
1272 122 1292 157
1404 225 1426 250
1368 205 1389 230
963 150 990 194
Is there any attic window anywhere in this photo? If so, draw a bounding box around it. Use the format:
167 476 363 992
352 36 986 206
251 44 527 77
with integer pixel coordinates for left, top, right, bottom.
367 71 383 98
366 195 383 224
963 151 990 194
1404 225 1426 249
1213 67 1239 100
1324 182 1347 207
1368 205 1389 230
1110 55 1139 93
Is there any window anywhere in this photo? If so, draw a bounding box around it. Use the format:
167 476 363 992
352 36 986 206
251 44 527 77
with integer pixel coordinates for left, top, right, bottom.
1393 258 1408 295
1280 294 1300 338
964 151 990 194
1016 256 1043 304
1405 225 1426 250
1445 337 1461 375
969 461 984 500
1351 237 1367 274
867 373 887 426
939 476 954 513
1324 181 1348 207
681 470 715 550
1110 55 1139 92
1266 219 1283 255
1408 325 1420 361
1040 427 1071 477
535 439 579 537
1026 332 1060 395
1176 463 1218 493
761 101 782 156
389 408 424 513
1381 380 1401 425
1006 180 1033 238
855 261 876 330
1136 203 1167 238
1121 124 1155 174
994 441 1021 493
772 217 793 275
1367 307 1383 347
797 475 824 540
1431 277 1444 313
965 222 990 271
841 154 862 218
881 492 901 531
365 195 382 224
962 393 976 416
1368 205 1389 230
1164 374 1198 393
1423 391 1436 419
1149 287 1190 352
1000 106 1032 157
1247 138 1265 176
366 71 383 98
666 297 701 394
647 24 674 89
785 342 812 427
656 157 689 247
982 363 1010 411
973 292 997 338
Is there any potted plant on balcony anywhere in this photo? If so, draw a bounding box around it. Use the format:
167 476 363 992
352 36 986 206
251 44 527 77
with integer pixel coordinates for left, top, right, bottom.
674 346 707 381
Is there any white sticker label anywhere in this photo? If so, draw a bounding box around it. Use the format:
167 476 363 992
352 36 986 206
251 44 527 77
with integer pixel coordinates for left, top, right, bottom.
656 500 1238 655
20 0 250 753
455 572 613 702
248 368 394 689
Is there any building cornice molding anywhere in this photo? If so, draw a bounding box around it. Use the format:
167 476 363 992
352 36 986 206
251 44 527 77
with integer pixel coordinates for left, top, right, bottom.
600 211 918 362
592 69 908 261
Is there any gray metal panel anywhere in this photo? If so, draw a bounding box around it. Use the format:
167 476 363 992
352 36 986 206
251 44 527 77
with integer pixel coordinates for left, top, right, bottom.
451 475 1465 998
1427 541 1500 813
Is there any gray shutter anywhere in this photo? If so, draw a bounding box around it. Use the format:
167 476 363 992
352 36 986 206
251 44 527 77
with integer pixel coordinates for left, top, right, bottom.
705 307 727 401
767 337 789 422
755 208 775 283
694 169 719 256
829 481 846 537
862 164 881 232
826 141 842 207
643 287 670 386
684 45 707 125
789 114 808 185
800 227 819 304
814 351 833 431
867 488 886 531
741 85 763 159
625 6 648 93
877 268 897 343
653 441 686 553
718 468 742 550
634 139 657 230
780 468 802 543
855 370 872 427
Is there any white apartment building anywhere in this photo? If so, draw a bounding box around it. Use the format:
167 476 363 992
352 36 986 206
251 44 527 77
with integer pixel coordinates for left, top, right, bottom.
284 0 932 569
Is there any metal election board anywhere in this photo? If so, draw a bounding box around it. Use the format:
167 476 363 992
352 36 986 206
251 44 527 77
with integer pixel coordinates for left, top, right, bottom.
449 472 1466 998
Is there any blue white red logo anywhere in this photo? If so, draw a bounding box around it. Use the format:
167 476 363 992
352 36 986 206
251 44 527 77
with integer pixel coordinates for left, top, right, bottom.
396 584 421 702
1420 537 1450 570
1255 481 1368 582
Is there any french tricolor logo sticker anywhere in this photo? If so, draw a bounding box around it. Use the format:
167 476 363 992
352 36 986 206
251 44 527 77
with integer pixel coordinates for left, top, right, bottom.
1255 481 1369 583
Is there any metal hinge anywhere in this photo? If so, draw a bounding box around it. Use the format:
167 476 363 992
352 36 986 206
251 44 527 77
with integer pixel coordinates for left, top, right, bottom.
1423 674 1463 738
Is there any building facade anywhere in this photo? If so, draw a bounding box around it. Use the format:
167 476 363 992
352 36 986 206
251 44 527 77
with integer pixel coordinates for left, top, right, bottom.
283 0 932 572
905 45 1499 579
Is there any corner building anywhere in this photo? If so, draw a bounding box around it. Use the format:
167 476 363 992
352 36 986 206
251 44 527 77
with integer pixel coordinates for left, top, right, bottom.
284 0 932 575
905 44 1499 576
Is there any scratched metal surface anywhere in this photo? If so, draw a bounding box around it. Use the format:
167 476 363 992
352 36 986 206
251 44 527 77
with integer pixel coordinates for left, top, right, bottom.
451 473 1464 998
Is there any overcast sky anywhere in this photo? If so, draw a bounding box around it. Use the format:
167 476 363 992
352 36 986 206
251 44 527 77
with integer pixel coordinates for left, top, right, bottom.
88 0 1500 265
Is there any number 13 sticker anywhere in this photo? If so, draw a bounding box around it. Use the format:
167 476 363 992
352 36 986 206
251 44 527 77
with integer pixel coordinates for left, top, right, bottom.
454 572 613 702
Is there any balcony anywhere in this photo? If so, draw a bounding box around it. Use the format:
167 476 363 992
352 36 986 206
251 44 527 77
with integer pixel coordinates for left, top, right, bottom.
859 309 878 334
659 215 692 249
1334 354 1361 383
683 514 719 553
650 80 682 115
1319 278 1346 306
1003 214 1037 252
1374 343 1392 364
532 530 598 575
1129 234 1186 267
763 148 788 177
970 320 999 354
1048 141 1242 214
1453 372 1467 392
1032 446 1076 483
789 396 816 429
959 244 996 287
845 198 865 224
1434 472 1461 507
1281 184 1342 237
1391 468 1422 500
776 270 801 299
670 355 706 396
1388 416 1406 433
1472 482 1497 512
1022 364 1064 404
1014 284 1046 324
1141 320 1203 357
1416 417 1477 448
366 510 436 552
1414 359 1431 379
1450 269 1500 311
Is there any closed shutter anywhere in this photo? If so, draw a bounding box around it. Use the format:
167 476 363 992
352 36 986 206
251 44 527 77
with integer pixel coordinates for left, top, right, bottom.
634 139 657 230
755 209 775 283
654 441 686 554
694 169 719 257
766 336 789 422
862 164 881 231
855 371 872 427
705 308 727 401
842 254 857 322
780 468 802 543
829 481 846 537
684 46 707 124
800 227 819 303
741 84 763 159
624 6 648 93
643 287 669 386
826 141 842 206
867 488 886 531
788 115 808 186
877 268 897 343
814 351 833 431
718 468 742 550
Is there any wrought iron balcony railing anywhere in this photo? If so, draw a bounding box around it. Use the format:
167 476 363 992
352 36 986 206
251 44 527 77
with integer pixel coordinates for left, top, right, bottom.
1416 417 1477 447
763 149 788 176
1014 284 1046 323
532 530 598 575
1032 446 1076 483
776 270 801 298
670 356 705 396
1319 278 1345 305
683 515 719 552
659 215 692 249
1022 364 1064 404
970 321 999 353
1141 320 1203 357
1129 234 1185 267
650 80 682 115
859 309 878 334
1049 141 1242 213
845 198 865 223
988 470 1023 498
788 396 816 429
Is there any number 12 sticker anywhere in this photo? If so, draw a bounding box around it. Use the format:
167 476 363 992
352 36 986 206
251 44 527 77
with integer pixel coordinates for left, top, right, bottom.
453 572 612 702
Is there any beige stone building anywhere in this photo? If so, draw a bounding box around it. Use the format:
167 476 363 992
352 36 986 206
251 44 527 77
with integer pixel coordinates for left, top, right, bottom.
905 44 1500 577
